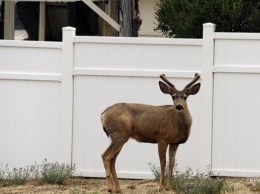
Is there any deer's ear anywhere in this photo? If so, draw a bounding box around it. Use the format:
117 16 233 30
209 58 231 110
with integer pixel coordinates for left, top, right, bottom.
159 81 173 94
187 83 201 95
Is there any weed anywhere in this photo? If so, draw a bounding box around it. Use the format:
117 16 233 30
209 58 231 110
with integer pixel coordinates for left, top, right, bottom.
248 181 260 192
146 188 158 194
38 159 76 185
148 163 162 181
149 163 234 194
127 184 137 190
69 186 87 194
0 159 75 187
92 188 100 194
0 164 38 186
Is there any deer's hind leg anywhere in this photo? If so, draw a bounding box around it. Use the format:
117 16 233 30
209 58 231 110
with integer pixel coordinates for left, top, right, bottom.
102 142 115 192
102 137 128 193
110 148 123 193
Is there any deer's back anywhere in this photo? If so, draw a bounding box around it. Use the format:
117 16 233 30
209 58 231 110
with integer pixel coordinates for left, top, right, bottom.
101 103 191 143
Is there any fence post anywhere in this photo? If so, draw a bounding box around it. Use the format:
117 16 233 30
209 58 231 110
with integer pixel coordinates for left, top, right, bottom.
60 27 75 164
200 23 215 170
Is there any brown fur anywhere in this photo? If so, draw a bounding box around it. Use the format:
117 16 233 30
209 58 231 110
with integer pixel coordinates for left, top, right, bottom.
101 74 201 193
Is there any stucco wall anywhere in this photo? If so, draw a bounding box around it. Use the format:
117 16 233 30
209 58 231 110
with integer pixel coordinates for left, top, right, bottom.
139 0 163 37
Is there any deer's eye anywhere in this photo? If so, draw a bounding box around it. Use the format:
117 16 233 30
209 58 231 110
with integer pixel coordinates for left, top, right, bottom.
172 94 176 100
183 95 187 100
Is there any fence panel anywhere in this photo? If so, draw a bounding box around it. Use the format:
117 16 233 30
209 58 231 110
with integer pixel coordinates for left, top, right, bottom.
0 41 62 74
72 36 206 179
212 33 260 177
0 41 68 169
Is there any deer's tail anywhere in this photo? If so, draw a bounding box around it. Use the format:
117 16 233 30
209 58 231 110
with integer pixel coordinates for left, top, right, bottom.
102 126 109 137
101 111 109 137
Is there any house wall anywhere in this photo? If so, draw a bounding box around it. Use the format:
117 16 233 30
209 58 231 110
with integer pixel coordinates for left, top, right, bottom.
139 0 163 37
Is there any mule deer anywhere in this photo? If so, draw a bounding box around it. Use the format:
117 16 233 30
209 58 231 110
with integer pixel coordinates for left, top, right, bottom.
101 73 201 193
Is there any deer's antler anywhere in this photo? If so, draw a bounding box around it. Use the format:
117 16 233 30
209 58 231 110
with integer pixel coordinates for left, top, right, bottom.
160 74 175 89
184 73 201 91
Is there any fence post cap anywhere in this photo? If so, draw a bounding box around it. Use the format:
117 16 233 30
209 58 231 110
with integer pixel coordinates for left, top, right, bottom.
203 23 216 27
62 26 76 31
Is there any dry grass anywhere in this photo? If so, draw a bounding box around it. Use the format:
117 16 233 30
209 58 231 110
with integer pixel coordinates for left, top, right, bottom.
0 177 259 194
227 178 260 194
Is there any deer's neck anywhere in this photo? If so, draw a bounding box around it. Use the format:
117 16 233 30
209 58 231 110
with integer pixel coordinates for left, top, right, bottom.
177 110 192 127
172 108 192 143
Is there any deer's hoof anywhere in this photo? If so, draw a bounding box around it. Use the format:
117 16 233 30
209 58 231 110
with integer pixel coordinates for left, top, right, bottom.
159 185 166 193
107 189 122 194
108 189 115 193
166 183 172 191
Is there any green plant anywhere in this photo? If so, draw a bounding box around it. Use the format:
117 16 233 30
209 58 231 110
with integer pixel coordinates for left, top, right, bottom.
148 163 165 181
127 183 137 190
172 168 224 194
149 163 234 194
0 163 39 186
0 160 76 187
248 180 260 192
147 188 158 194
38 159 76 185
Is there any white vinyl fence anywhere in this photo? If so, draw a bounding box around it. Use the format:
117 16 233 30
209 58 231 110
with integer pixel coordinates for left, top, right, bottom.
212 33 260 177
0 28 74 168
72 30 210 178
1 23 260 178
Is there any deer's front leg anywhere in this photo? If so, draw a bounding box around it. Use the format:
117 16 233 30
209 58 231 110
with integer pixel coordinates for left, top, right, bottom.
158 141 168 192
166 144 179 191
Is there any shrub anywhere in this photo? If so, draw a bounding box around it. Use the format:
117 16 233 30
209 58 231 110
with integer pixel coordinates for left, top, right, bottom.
172 168 225 194
248 181 260 192
0 159 75 186
148 163 162 181
0 164 38 186
38 159 76 185
149 163 234 194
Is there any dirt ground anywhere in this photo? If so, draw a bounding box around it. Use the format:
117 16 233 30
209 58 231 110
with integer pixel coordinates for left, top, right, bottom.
0 177 257 194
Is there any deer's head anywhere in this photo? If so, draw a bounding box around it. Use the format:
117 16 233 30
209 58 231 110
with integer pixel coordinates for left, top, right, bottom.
159 73 201 112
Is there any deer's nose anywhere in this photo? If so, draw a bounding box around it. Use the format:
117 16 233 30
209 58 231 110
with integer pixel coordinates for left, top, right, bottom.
176 104 183 111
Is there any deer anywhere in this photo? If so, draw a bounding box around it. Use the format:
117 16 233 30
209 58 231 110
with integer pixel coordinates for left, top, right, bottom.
101 73 201 193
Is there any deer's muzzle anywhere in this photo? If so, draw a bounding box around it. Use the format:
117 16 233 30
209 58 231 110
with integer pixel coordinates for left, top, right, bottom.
176 104 184 112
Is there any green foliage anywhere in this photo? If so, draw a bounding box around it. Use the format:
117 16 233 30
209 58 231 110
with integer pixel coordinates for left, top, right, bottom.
155 0 260 38
0 159 75 186
172 168 227 194
147 188 158 194
149 163 234 194
38 159 76 185
148 163 162 180
0 164 38 186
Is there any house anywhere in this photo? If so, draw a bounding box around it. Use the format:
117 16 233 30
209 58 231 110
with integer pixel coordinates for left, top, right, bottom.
139 0 162 37
0 0 162 40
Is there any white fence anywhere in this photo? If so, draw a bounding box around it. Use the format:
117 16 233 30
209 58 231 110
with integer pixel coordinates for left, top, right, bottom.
212 32 260 177
0 28 74 168
72 32 208 178
1 23 260 178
